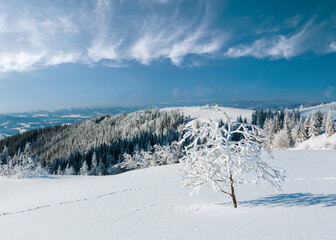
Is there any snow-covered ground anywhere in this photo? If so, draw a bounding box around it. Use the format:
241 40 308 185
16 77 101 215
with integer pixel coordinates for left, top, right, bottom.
299 102 336 118
295 133 336 150
1 150 335 240
163 105 253 122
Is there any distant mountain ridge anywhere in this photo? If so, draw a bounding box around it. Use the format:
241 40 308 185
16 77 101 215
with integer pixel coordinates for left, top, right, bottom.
0 106 143 138
0 101 332 138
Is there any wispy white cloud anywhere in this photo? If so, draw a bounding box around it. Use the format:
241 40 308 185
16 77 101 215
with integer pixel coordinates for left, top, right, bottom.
330 41 336 52
224 19 318 59
324 85 335 98
0 0 225 72
0 52 45 72
0 0 334 72
45 52 81 66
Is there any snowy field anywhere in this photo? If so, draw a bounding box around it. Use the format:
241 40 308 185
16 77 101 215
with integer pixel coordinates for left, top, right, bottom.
299 102 336 119
0 150 335 240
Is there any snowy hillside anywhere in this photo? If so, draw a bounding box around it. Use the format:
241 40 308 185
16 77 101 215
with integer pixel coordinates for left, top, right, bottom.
0 150 335 240
299 102 336 118
295 133 336 150
162 105 253 122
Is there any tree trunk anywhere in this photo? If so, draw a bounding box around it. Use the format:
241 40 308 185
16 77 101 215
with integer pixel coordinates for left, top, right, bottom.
230 175 237 208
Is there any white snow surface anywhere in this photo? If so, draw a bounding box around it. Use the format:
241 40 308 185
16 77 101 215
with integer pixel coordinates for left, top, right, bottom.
1 150 336 240
299 102 336 119
162 105 253 122
295 133 336 150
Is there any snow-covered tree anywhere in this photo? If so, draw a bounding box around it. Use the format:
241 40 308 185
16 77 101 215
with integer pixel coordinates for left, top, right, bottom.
315 110 323 130
272 129 291 150
24 143 31 157
273 115 281 133
283 110 291 129
309 111 321 137
321 112 327 132
263 118 275 149
57 165 63 175
179 107 284 208
0 143 47 178
303 117 310 138
153 143 181 165
90 152 98 175
79 160 89 175
295 118 307 144
64 164 75 175
2 146 9 164
97 158 107 176
119 151 150 170
325 111 335 137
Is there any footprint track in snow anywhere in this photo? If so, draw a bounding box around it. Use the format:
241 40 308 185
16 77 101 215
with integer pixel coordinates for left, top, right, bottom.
0 187 155 217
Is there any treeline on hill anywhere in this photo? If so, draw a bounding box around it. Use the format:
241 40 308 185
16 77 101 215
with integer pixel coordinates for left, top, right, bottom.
251 108 336 150
0 109 186 175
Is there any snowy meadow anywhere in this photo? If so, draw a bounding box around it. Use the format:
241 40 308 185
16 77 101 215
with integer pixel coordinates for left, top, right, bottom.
0 150 335 240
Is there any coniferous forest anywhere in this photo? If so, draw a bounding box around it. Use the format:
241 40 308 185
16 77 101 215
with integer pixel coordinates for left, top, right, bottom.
0 109 185 175
1 106 335 177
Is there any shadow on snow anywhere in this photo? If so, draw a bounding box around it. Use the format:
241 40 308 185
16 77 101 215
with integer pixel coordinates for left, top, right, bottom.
239 193 336 208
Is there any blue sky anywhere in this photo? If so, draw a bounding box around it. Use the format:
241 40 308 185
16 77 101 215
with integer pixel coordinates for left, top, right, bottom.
0 0 335 113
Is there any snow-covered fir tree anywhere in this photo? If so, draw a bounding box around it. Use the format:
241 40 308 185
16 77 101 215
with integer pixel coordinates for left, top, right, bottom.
309 111 321 137
64 164 76 175
97 158 107 176
0 143 47 178
315 110 323 130
179 107 284 208
303 117 310 138
90 153 98 175
79 160 89 175
325 111 335 137
273 115 281 133
321 112 327 132
57 165 63 175
295 118 308 144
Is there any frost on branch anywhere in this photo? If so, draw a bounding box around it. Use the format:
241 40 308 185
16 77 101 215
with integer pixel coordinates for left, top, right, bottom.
179 106 285 208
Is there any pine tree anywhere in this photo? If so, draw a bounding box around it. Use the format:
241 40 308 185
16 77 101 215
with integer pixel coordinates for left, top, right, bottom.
97 158 107 176
90 152 98 175
24 143 31 157
325 111 335 137
57 165 62 175
64 163 75 175
80 160 89 175
321 112 327 132
283 110 291 129
296 118 307 144
309 112 321 137
2 146 9 164
303 117 310 138
273 115 280 133
315 110 323 130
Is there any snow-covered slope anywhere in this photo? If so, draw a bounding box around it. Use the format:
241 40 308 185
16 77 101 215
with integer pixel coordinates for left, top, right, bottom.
299 102 336 118
295 133 336 150
163 105 253 122
1 150 335 240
